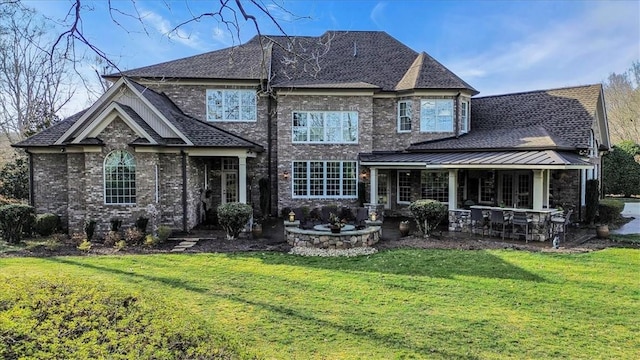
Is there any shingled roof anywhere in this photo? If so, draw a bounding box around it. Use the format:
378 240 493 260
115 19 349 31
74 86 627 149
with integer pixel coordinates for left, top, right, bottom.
113 31 476 93
470 84 602 149
14 80 263 151
115 38 271 80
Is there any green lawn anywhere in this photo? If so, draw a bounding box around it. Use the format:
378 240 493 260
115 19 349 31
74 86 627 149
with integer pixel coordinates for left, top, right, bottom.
1 248 639 359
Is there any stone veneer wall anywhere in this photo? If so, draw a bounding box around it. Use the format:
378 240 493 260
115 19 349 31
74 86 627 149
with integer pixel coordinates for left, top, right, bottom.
285 226 381 249
550 170 580 213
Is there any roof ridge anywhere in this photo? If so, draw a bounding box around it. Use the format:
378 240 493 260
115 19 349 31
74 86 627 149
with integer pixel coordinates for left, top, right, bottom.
474 83 602 99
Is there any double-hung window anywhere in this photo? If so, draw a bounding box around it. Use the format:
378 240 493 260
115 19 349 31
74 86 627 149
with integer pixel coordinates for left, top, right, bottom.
397 100 412 132
292 111 358 143
292 161 357 198
460 100 469 134
206 89 257 121
420 99 454 132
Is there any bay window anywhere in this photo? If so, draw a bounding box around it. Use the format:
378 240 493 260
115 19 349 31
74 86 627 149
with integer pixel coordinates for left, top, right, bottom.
397 100 412 132
420 99 454 132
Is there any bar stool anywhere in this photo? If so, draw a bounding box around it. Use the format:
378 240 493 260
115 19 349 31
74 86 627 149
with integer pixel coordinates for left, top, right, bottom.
470 208 489 237
512 211 532 242
490 209 509 240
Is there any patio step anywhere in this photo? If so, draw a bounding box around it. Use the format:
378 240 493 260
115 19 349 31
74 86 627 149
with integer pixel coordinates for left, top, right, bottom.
169 239 199 252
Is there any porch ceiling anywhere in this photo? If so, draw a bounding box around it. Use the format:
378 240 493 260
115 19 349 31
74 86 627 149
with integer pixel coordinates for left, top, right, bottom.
359 150 593 169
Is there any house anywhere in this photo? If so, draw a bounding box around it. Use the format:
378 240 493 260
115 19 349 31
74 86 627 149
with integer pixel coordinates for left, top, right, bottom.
14 31 610 236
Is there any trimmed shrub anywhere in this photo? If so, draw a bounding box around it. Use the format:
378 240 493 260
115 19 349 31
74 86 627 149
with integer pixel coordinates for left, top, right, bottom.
598 199 625 225
0 204 35 244
84 219 97 241
217 202 253 240
156 225 172 243
34 213 59 236
77 239 91 252
409 199 448 238
110 218 122 232
585 179 600 224
135 216 149 234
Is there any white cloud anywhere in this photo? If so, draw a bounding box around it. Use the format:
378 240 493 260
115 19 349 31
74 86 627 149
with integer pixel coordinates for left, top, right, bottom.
370 1 388 28
141 10 206 50
448 1 640 95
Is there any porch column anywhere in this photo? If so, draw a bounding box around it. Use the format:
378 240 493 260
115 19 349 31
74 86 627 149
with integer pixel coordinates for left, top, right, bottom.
369 167 378 205
533 169 544 210
238 155 247 203
448 169 457 209
542 169 550 208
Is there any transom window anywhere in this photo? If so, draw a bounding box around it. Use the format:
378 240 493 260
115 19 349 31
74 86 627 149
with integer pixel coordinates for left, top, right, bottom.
292 161 357 198
292 111 358 143
420 99 454 132
104 150 136 204
460 100 469 134
420 171 449 203
397 100 412 132
206 89 257 122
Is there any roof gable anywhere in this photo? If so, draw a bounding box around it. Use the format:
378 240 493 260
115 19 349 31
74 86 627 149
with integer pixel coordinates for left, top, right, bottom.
73 103 158 145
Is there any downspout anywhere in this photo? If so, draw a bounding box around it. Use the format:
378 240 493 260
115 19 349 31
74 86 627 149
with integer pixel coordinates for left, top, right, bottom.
181 150 188 233
267 90 273 217
26 149 34 207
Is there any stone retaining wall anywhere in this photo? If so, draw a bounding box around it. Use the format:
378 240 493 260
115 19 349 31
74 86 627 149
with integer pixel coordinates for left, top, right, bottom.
285 226 381 249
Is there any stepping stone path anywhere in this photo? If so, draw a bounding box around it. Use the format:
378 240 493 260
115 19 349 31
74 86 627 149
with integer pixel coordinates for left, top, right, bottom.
170 239 199 252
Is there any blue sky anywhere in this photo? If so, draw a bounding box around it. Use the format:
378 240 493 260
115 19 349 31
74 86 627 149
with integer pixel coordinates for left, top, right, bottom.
24 0 640 116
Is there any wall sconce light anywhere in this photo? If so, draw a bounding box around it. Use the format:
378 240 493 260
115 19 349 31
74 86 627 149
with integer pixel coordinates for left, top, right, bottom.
288 211 295 222
370 212 377 221
360 169 368 180
283 171 290 180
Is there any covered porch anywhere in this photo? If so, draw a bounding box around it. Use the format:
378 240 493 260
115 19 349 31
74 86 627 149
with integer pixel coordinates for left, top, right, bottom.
360 150 594 241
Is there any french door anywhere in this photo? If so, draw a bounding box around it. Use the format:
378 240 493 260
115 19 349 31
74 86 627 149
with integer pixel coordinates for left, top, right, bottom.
221 158 238 204
500 171 532 208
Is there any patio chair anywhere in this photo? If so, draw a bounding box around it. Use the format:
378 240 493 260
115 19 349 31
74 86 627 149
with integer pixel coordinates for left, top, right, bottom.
490 209 509 240
511 211 532 242
470 208 489 237
354 207 368 229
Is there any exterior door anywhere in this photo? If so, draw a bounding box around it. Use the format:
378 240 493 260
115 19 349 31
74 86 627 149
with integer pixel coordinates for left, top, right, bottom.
221 158 238 204
377 172 390 209
500 171 532 208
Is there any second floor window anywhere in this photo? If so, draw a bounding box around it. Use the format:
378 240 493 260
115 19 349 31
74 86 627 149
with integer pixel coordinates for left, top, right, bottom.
420 99 453 132
206 89 257 122
460 100 469 134
292 111 358 143
397 100 412 132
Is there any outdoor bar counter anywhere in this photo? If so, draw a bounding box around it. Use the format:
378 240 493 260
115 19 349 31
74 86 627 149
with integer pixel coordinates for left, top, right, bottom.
449 206 562 241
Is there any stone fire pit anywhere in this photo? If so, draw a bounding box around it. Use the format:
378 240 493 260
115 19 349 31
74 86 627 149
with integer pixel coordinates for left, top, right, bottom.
285 225 381 249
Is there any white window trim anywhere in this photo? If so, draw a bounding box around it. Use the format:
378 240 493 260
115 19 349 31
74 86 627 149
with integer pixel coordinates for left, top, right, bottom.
397 100 412 133
460 100 469 134
291 160 358 199
291 111 358 144
420 99 454 133
103 150 136 205
397 170 412 204
206 89 257 122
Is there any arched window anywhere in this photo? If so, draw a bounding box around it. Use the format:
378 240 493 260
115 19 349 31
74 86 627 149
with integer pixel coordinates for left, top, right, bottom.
104 150 136 204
